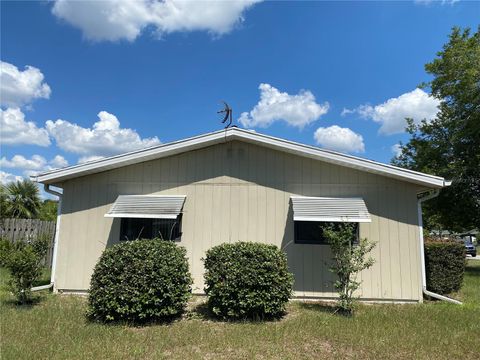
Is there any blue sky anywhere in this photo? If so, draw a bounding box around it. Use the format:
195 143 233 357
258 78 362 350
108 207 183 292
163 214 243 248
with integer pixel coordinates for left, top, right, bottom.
1 0 479 186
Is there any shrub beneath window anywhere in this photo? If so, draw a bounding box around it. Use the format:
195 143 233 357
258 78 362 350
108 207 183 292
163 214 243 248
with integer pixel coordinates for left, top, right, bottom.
203 242 294 320
88 239 192 323
424 239 465 295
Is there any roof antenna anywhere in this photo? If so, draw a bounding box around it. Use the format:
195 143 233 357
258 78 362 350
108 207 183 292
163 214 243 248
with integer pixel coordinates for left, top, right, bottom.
217 101 233 128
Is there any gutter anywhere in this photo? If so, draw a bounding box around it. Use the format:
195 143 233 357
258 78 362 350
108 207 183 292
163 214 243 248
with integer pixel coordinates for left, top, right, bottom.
31 184 63 292
33 128 446 188
417 188 462 305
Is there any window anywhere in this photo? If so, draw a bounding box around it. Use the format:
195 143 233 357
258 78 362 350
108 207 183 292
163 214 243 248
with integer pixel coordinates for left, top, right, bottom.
294 221 359 245
120 215 182 241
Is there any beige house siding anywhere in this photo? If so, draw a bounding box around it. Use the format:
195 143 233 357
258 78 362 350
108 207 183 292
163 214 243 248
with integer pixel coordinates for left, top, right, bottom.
55 140 423 301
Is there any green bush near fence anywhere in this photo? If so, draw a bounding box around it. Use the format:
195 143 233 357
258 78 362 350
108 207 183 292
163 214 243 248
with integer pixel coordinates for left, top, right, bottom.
88 239 192 323
203 242 294 320
3 235 50 304
0 238 13 267
425 239 465 294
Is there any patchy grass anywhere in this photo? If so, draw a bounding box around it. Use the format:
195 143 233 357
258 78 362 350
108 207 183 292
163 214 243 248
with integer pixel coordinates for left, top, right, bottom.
1 261 479 359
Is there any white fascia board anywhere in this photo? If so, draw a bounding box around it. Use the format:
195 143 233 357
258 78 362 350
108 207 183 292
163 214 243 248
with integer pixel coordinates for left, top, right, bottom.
290 195 365 201
114 195 187 198
32 127 448 188
104 213 179 219
33 130 228 184
229 130 447 188
294 216 372 223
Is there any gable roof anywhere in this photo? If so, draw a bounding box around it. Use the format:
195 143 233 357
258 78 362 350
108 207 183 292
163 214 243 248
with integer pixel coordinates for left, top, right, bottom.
32 127 449 188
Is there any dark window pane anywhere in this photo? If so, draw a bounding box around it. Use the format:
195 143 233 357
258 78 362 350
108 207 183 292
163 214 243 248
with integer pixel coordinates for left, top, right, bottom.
152 215 182 241
120 218 152 241
120 216 182 241
294 221 358 245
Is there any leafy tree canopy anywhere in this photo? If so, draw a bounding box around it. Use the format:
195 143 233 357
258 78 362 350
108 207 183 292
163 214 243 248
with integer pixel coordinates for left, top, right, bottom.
393 27 480 232
38 200 58 221
1 180 42 219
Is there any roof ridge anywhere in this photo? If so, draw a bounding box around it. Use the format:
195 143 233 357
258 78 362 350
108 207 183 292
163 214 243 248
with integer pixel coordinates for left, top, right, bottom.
32 127 448 188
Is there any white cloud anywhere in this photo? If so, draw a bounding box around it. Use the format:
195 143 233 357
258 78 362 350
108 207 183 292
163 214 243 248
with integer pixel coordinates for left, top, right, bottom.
343 88 440 135
239 83 329 129
46 111 160 158
0 155 48 171
391 144 403 158
51 0 261 42
0 171 23 185
414 0 459 5
0 61 51 108
0 154 69 177
340 108 354 116
0 107 51 146
50 155 69 168
314 125 365 154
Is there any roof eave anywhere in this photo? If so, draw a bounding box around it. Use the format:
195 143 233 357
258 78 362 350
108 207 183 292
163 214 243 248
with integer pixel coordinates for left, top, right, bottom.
227 130 447 188
32 127 448 188
32 129 229 184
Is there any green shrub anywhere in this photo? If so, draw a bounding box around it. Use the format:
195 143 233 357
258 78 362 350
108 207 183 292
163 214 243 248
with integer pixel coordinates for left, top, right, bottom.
203 242 294 320
0 237 13 267
88 239 192 323
425 239 465 294
4 236 49 304
7 245 41 303
30 233 50 261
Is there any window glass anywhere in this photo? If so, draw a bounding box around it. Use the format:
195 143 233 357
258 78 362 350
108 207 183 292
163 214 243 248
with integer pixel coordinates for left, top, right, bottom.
120 216 182 241
152 215 182 240
294 221 359 245
120 218 152 241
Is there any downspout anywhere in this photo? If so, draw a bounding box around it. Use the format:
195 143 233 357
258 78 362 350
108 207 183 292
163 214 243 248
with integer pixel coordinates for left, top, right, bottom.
417 188 462 305
31 184 63 292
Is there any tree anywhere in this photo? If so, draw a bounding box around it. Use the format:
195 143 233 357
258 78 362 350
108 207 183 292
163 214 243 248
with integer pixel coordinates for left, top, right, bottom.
0 185 8 218
324 223 375 315
38 200 58 221
393 27 480 232
2 179 42 219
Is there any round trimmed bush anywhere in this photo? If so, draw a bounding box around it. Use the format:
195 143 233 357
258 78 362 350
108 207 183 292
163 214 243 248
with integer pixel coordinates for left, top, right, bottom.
425 239 465 295
88 239 192 323
203 242 294 320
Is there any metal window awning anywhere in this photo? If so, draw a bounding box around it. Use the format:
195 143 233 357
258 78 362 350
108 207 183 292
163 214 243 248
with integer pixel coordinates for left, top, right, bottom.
105 195 186 219
291 196 371 223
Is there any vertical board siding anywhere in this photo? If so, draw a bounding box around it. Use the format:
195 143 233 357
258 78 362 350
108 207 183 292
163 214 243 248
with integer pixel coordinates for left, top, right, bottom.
56 141 423 301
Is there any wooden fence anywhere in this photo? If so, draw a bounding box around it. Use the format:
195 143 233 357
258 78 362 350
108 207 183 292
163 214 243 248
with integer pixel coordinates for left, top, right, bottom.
0 218 56 268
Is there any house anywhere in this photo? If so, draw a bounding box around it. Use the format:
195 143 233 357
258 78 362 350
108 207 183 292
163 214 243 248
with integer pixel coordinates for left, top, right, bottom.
33 127 450 302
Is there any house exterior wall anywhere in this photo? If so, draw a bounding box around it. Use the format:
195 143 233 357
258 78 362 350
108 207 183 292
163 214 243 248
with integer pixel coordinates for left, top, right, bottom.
55 140 424 302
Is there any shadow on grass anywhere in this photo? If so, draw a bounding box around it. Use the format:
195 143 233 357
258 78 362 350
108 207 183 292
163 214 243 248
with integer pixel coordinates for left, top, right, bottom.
465 263 480 276
1 294 45 309
85 311 184 328
297 301 354 317
187 301 288 323
186 301 222 322
0 267 52 309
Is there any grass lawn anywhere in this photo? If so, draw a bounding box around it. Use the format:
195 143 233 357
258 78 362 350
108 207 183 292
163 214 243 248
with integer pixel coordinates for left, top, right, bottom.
1 261 479 360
